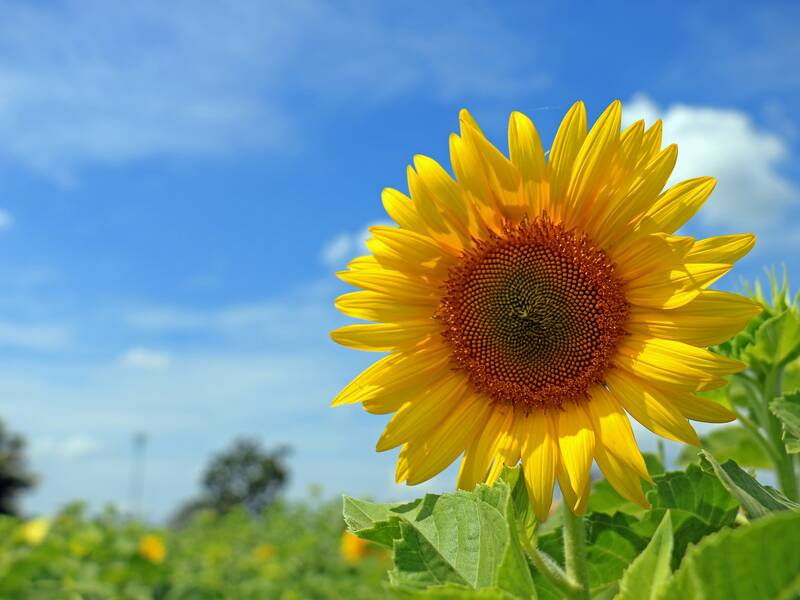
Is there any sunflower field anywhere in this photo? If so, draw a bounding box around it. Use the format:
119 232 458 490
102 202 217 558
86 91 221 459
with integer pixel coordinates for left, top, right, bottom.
0 501 388 599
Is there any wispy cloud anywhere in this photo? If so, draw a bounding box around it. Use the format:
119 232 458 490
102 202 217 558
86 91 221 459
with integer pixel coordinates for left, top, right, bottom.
0 320 72 352
117 347 172 370
0 210 13 230
124 285 340 348
32 434 101 460
319 222 391 268
0 1 542 183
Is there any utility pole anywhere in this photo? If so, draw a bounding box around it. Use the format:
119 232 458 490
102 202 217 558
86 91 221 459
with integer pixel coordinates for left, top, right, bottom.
129 432 148 518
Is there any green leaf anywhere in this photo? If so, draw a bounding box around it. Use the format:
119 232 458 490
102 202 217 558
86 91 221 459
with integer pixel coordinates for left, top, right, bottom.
714 304 769 360
534 512 648 599
636 464 738 566
659 511 800 600
745 309 800 368
676 426 772 469
342 496 420 547
587 478 647 517
345 480 536 598
643 452 666 476
698 450 800 518
771 390 800 454
615 511 673 600
587 453 662 518
388 494 508 590
389 583 517 599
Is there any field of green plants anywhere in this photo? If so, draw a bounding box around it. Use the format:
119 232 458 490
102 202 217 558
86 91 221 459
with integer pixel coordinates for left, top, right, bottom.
0 501 387 599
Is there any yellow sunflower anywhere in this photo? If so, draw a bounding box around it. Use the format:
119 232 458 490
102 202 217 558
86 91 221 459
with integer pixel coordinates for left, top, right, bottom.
331 100 760 521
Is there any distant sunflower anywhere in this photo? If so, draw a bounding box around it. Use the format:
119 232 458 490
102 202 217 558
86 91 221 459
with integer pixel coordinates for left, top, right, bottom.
331 100 759 520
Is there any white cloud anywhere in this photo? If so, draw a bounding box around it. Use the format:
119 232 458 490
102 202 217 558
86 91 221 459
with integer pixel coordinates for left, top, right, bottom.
0 321 71 351
118 347 172 370
319 225 376 268
124 292 339 346
0 1 541 183
623 95 798 230
32 434 100 460
0 210 13 230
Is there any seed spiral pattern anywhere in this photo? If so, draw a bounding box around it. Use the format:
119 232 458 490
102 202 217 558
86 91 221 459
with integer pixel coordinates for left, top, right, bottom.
438 217 629 409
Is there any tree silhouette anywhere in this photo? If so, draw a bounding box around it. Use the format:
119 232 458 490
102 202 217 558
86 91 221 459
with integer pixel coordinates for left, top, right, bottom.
173 437 289 524
0 419 36 516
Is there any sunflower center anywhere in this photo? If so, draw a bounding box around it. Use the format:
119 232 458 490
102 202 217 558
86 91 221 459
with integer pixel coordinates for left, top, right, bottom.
438 217 629 409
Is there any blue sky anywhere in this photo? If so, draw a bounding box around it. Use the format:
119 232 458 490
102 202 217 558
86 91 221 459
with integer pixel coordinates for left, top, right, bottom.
0 0 798 520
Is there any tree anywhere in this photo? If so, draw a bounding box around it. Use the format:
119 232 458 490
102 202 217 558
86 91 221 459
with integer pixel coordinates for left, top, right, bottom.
0 419 36 516
173 438 289 524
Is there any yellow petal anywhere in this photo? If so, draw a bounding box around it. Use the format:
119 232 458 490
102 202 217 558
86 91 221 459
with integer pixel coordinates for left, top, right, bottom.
377 371 469 451
587 386 650 481
365 237 451 281
593 442 649 508
558 461 591 516
564 100 621 225
618 120 645 173
382 188 426 232
616 337 744 390
370 225 456 262
508 111 548 215
637 120 663 165
331 344 451 407
555 404 595 505
548 101 587 214
459 107 483 134
330 321 437 351
396 446 410 482
486 411 525 484
625 262 733 309
449 133 502 233
457 406 513 490
686 233 756 264
413 154 479 241
606 370 700 446
637 177 716 235
402 391 492 485
335 290 436 323
460 115 524 222
612 233 693 282
627 290 762 347
337 267 438 303
521 411 559 522
665 391 736 423
594 144 678 245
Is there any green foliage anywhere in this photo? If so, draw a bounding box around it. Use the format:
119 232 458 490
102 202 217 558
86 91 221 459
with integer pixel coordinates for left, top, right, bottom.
744 309 800 369
343 475 536 599
676 425 771 469
638 464 738 567
698 450 800 519
614 511 672 600
0 500 388 599
771 391 800 454
345 454 799 600
710 271 800 502
659 511 800 600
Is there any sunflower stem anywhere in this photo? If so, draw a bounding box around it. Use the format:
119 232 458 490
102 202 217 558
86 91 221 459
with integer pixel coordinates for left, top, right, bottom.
562 503 590 600
762 366 799 500
520 533 581 597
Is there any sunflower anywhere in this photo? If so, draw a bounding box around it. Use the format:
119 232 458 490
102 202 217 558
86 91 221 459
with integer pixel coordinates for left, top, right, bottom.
331 100 760 520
